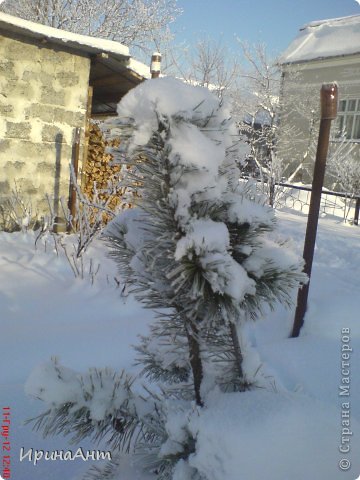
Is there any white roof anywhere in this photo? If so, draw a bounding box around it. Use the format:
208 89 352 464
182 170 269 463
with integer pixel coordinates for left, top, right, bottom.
280 14 360 64
0 12 132 57
128 57 151 79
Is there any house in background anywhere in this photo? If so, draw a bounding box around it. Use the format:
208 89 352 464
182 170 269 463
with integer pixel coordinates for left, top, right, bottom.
278 14 360 186
0 12 149 227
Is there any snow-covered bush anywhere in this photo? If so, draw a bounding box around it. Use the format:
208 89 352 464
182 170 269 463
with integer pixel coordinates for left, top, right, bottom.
26 77 306 480
0 181 42 232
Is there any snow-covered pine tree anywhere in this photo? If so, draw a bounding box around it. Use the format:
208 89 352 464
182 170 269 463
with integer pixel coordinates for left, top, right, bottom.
25 77 306 480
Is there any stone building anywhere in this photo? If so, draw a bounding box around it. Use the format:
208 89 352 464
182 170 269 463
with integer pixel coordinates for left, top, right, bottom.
0 12 149 227
278 14 360 186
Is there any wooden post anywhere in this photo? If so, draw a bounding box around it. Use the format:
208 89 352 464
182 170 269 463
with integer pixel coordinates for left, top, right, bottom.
67 127 81 233
81 86 93 188
291 83 338 338
150 52 161 79
354 197 360 226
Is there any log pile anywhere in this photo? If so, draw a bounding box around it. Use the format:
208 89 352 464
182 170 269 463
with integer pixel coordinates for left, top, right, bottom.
83 121 132 224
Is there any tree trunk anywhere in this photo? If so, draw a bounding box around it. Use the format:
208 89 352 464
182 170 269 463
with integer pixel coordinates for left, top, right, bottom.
186 321 204 407
229 322 246 391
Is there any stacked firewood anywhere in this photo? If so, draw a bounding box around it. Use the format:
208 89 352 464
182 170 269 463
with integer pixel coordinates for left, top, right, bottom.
83 121 133 224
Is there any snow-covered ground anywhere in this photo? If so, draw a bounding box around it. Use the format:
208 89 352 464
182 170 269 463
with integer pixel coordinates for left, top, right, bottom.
1 208 359 480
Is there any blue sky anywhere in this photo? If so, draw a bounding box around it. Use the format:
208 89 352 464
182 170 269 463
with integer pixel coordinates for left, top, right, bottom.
174 0 360 58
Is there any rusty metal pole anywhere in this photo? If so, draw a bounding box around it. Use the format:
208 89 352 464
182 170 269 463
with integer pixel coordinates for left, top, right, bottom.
67 127 81 233
354 197 360 226
291 83 338 338
150 52 162 79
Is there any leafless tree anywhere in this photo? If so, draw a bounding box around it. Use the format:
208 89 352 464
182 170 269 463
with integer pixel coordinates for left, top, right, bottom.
234 42 287 204
328 138 360 195
236 43 331 204
0 0 181 54
168 37 241 102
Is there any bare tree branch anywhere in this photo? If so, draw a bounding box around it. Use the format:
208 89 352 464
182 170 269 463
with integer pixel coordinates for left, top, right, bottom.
0 0 182 55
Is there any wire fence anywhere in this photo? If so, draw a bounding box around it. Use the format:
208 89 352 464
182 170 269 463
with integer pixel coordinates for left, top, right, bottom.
253 181 360 225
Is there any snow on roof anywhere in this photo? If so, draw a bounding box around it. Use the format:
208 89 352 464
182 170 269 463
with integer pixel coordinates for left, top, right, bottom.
0 12 152 79
128 57 151 79
0 11 130 58
279 14 360 64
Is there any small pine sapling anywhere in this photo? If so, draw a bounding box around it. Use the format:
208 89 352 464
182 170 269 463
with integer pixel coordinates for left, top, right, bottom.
25 78 306 480
104 77 306 402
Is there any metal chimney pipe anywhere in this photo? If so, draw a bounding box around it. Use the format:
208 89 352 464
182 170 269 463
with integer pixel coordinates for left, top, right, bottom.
150 52 162 78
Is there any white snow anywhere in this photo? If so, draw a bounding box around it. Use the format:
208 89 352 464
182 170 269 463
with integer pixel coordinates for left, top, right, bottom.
200 251 256 302
1 207 359 479
226 191 275 226
174 218 230 260
243 236 303 279
167 120 228 222
117 77 223 120
2 72 359 478
0 56 359 476
25 360 83 406
0 66 358 478
189 389 360 480
128 57 152 79
107 79 240 231
113 77 234 157
169 123 224 173
25 361 131 422
280 14 360 64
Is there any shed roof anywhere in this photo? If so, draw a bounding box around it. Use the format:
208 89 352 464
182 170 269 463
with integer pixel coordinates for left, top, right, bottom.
0 12 132 58
280 14 360 65
0 12 150 114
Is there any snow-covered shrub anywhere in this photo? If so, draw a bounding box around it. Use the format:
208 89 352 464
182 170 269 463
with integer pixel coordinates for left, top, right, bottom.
26 77 306 480
0 181 42 232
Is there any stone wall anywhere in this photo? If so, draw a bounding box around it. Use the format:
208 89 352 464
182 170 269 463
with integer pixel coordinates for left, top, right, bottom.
0 31 90 224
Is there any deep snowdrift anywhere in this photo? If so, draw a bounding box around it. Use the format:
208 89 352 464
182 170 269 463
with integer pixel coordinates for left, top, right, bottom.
0 210 359 480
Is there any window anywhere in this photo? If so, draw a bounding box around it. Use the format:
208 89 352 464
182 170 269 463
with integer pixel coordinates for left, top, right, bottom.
334 99 360 140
